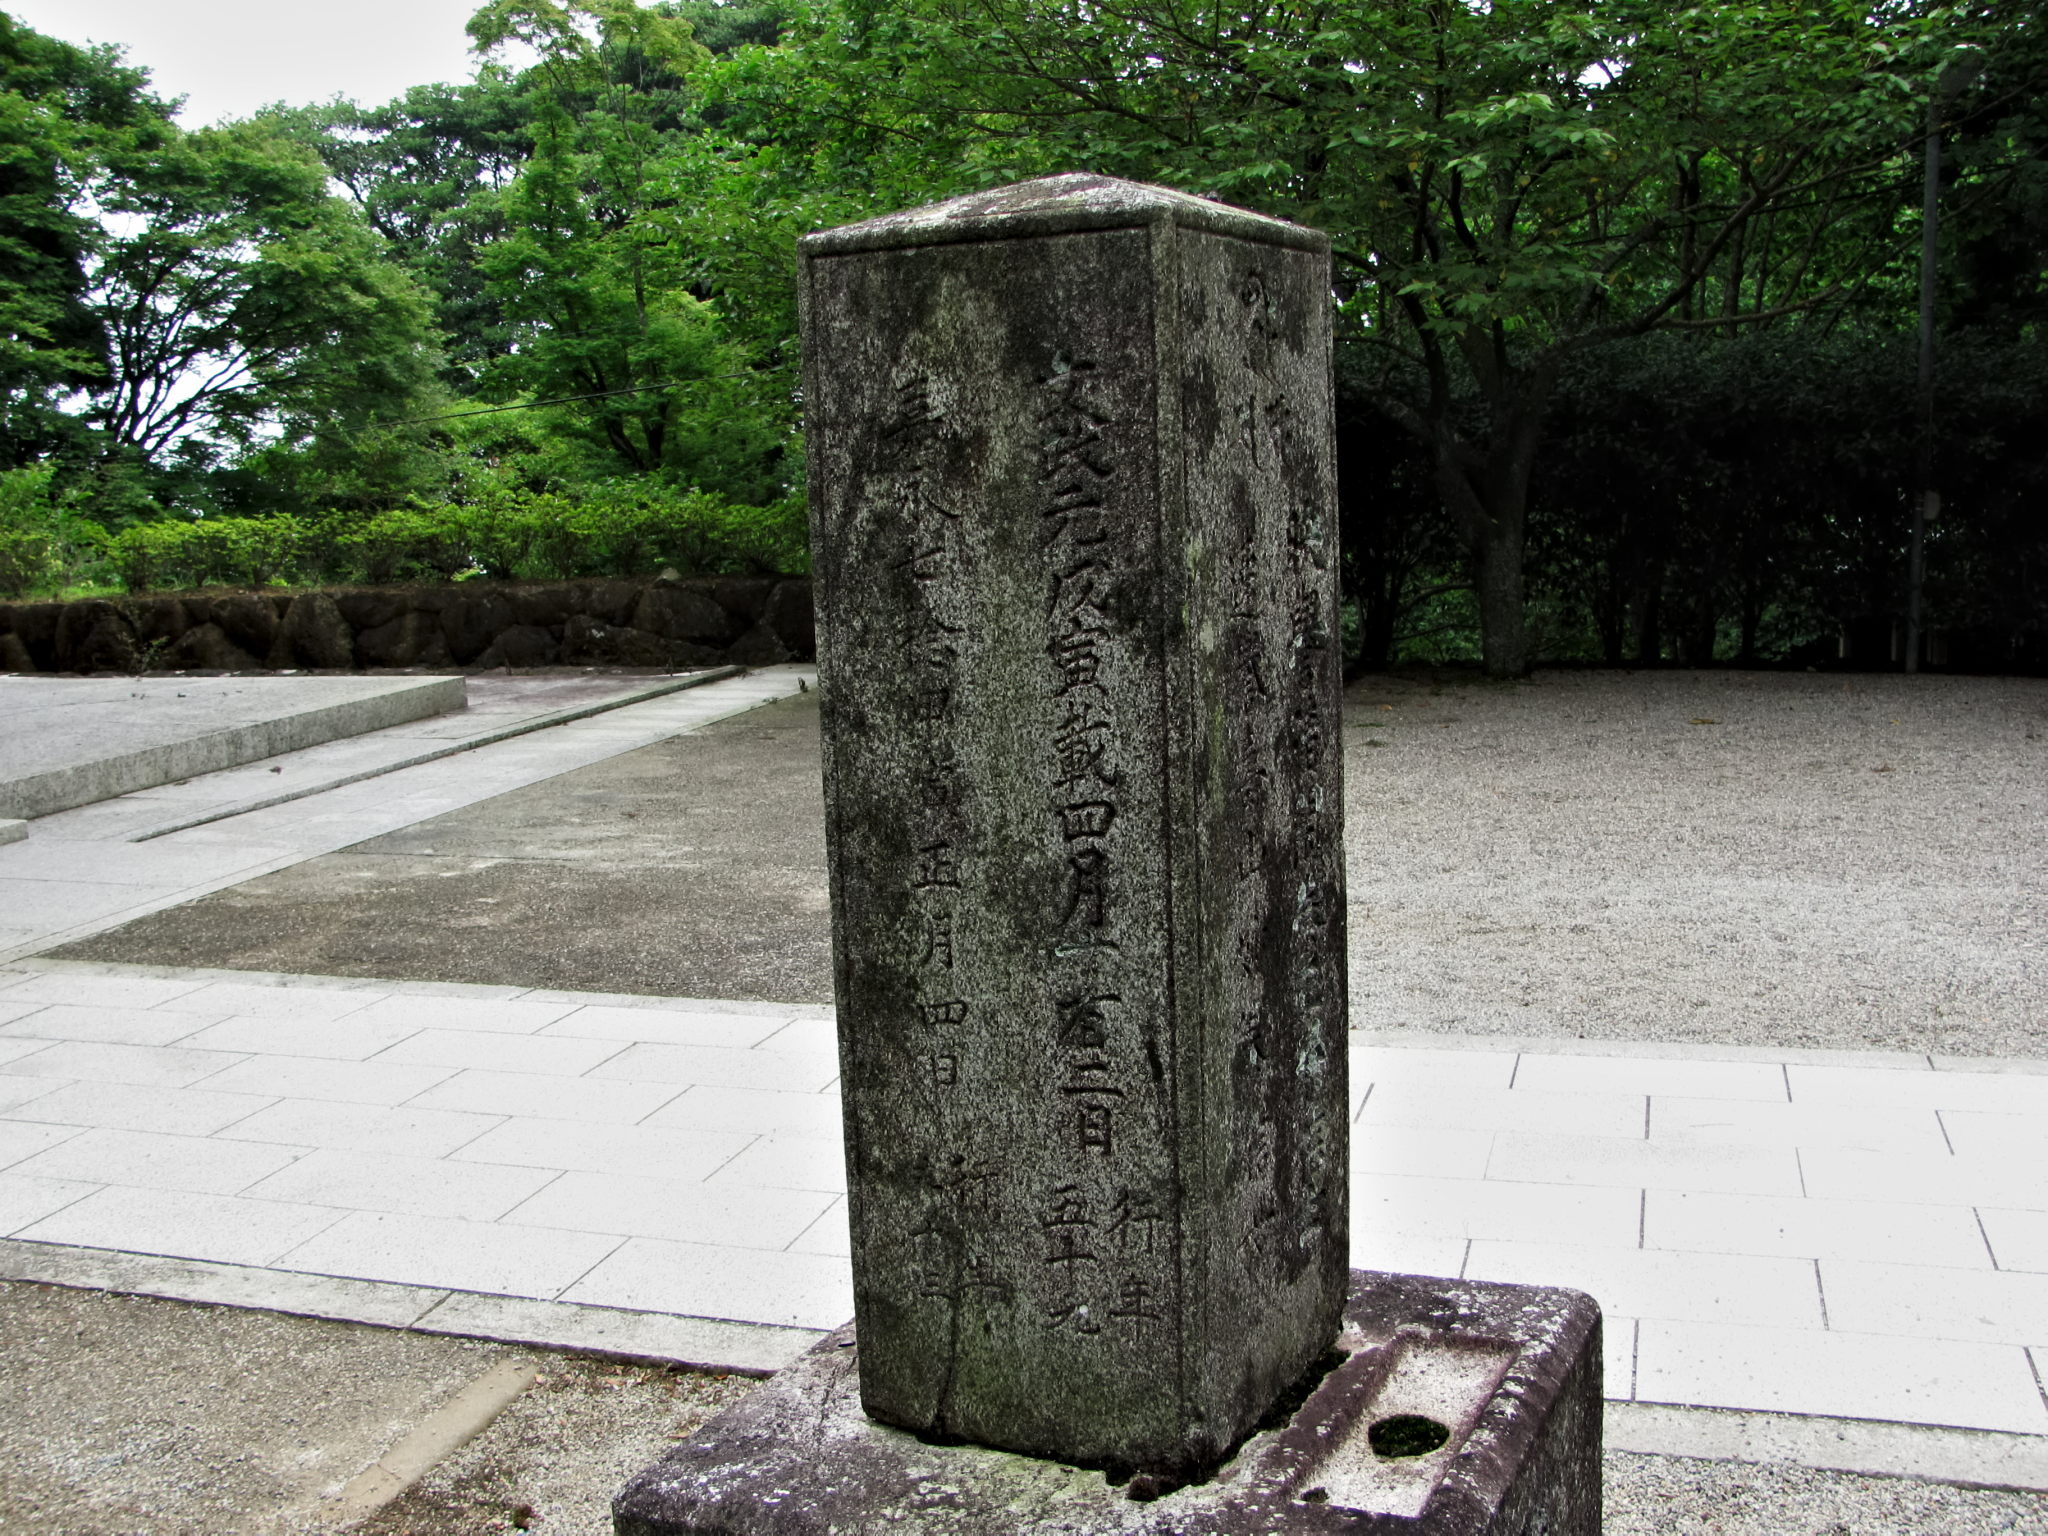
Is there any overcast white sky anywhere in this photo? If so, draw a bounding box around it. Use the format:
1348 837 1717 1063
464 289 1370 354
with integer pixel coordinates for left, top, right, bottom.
7 0 500 124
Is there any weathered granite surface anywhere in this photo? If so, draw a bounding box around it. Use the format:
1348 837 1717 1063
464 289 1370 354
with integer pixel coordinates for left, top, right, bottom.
799 173 1348 1475
612 1270 1604 1536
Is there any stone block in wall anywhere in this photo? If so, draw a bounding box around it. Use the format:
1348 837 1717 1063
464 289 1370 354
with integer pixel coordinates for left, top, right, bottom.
577 579 644 627
708 576 775 628
0 631 33 673
475 623 561 669
166 622 261 672
333 590 412 633
726 621 792 666
276 593 354 669
129 597 195 652
763 580 813 658
562 614 678 667
56 602 140 673
629 584 733 643
355 610 450 668
210 593 284 660
441 590 516 666
509 584 576 631
6 603 60 671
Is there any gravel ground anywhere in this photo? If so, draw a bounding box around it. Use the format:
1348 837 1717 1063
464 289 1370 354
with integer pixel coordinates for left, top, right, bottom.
357 1358 755 1536
1344 670 2048 1059
0 1281 511 1536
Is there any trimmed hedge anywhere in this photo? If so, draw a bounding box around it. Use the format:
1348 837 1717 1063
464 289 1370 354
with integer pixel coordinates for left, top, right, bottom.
0 484 808 599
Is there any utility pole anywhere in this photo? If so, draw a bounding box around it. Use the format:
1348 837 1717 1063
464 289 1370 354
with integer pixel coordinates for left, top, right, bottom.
1908 54 1981 675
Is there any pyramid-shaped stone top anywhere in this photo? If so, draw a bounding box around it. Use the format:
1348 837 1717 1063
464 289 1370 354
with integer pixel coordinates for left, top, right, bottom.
799 172 1328 257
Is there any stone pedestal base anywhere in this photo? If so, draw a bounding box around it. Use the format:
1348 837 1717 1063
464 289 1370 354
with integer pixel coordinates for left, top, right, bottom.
614 1271 1602 1535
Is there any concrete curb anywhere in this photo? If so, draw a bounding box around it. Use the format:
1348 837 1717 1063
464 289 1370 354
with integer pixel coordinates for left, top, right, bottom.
0 1239 823 1376
3 1239 2044 1494
1349 1028 2048 1076
0 819 23 846
327 1356 541 1522
1608 1401 2048 1493
0 675 466 821
129 666 741 841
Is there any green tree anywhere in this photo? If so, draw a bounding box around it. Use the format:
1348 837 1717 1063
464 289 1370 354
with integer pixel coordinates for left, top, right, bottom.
0 10 174 464
79 117 445 518
457 0 793 502
716 0 1987 673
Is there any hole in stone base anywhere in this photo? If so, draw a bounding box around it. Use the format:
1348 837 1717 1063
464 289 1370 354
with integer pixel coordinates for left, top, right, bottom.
1367 1414 1451 1460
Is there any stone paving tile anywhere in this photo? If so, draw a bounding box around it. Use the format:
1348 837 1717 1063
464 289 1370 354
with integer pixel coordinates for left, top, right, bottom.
0 1039 53 1068
0 1075 63 1112
1643 1189 1997 1269
369 1028 630 1077
0 1172 98 1234
1819 1258 2048 1346
1350 1231 1469 1280
6 1082 276 1137
751 1017 840 1058
406 1068 681 1125
211 1099 504 1157
541 1006 791 1050
243 1147 559 1221
1352 1172 1642 1248
1941 1109 2048 1159
702 1133 846 1195
341 995 582 1036
193 1054 456 1105
0 971 207 1009
0 1039 248 1089
1351 1047 1519 1091
1351 1123 1494 1180
1646 1096 1951 1155
642 1085 844 1140
151 980 383 1020
16 1185 347 1267
1511 1054 1789 1102
1800 1146 2047 1209
1485 1130 1802 1196
1357 1083 1644 1139
9 1126 305 1195
560 1235 854 1330
1980 1208 2048 1273
1634 1318 2048 1435
451 1117 751 1181
787 1198 850 1258
588 1041 842 1094
0 1120 82 1170
1788 1062 2048 1115
178 1015 426 1061
504 1170 836 1252
1463 1240 1824 1329
0 1003 217 1047
276 1210 623 1298
0 999 42 1028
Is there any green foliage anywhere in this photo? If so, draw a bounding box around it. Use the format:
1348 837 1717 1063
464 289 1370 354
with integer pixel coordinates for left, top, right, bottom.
39 484 807 598
0 463 112 597
0 12 175 463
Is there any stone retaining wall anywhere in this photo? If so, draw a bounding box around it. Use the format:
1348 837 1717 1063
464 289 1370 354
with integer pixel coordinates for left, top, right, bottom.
0 575 815 675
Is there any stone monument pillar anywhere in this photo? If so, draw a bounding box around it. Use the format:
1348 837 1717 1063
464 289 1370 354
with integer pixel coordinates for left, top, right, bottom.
802 173 1349 1476
615 176 1602 1536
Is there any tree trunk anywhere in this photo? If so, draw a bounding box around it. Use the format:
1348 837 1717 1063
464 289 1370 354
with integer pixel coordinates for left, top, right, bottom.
1472 531 1528 677
1430 403 1542 680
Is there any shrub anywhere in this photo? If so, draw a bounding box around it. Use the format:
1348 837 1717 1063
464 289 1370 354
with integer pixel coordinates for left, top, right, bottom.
46 485 811 597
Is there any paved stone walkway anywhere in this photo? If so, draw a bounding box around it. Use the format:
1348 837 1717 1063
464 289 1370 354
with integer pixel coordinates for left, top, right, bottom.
0 669 803 962
0 665 2042 1452
0 957 2041 1437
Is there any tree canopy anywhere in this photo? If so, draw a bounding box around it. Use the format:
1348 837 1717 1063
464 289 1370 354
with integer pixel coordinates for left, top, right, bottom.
1 0 2042 671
